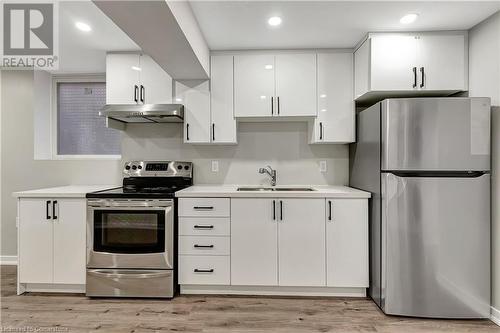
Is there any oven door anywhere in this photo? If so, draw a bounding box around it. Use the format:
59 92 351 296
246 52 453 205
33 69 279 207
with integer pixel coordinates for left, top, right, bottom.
87 199 173 269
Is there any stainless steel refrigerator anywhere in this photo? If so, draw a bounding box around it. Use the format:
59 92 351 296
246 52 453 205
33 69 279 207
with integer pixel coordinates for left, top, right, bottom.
350 97 491 318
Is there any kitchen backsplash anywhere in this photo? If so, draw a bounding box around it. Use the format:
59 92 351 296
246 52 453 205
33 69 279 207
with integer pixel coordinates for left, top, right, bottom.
121 121 349 185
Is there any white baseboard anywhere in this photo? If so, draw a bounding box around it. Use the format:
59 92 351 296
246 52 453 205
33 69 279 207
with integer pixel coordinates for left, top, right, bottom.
0 255 18 265
491 306 500 326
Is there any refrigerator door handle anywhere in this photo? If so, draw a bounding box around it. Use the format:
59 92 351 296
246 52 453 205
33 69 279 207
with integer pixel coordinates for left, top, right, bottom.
386 171 488 178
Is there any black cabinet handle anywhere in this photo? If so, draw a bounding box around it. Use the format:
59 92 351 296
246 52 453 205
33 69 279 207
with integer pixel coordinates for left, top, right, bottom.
272 200 276 220
194 225 214 229
212 123 215 141
186 123 190 141
194 244 214 248
319 122 323 140
194 269 214 273
412 67 417 88
419 67 425 88
328 200 332 221
52 200 58 220
46 200 51 220
280 200 283 221
140 85 145 103
193 206 214 210
134 85 138 103
277 96 280 115
271 96 274 115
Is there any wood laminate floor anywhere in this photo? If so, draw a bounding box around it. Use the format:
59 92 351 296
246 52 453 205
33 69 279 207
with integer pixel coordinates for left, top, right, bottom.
1 266 498 332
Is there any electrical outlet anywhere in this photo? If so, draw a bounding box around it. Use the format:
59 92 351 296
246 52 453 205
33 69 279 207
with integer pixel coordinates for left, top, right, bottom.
211 160 219 172
319 160 327 173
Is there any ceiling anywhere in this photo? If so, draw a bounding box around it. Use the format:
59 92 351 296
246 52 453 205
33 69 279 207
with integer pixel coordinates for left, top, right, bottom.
56 1 140 73
189 1 500 50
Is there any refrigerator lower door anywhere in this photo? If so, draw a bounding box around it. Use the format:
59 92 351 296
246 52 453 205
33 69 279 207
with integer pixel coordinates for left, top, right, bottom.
381 172 490 318
381 98 491 171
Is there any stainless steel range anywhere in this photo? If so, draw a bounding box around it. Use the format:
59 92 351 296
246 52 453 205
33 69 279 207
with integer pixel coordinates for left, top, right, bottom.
85 161 193 298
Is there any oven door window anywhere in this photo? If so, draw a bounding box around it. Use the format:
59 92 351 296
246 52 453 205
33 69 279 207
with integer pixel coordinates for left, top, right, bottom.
93 210 165 254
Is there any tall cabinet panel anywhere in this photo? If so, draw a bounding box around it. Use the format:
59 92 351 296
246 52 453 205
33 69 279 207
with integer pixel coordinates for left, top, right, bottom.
18 199 53 283
311 52 354 143
278 199 326 286
231 198 278 286
210 56 237 143
176 80 211 144
234 55 275 117
275 54 317 117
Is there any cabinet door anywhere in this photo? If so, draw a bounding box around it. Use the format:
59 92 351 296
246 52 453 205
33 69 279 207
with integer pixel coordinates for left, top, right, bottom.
278 198 325 286
53 199 87 284
231 198 278 285
312 53 354 143
326 199 368 287
140 55 173 104
234 55 275 117
175 80 210 143
417 34 467 91
18 199 53 283
371 35 418 91
210 55 237 143
106 53 140 104
275 54 317 117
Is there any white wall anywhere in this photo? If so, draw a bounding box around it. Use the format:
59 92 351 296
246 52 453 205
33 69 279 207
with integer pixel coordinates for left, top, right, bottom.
0 70 122 257
121 122 349 186
468 10 500 312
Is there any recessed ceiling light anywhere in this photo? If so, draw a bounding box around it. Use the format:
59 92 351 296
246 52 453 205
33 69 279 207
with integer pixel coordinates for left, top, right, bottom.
264 64 273 70
131 66 142 71
320 94 327 98
400 13 419 24
175 98 183 102
268 16 282 27
75 21 91 32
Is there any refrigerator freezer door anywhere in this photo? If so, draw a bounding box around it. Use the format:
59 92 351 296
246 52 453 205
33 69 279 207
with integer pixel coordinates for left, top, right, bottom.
381 172 490 318
381 98 490 171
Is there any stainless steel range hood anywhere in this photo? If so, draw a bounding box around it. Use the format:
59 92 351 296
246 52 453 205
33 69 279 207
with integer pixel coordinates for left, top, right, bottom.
99 104 184 124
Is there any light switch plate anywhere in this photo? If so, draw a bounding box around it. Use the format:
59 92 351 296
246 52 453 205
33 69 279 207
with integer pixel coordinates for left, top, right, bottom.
319 160 327 173
211 160 219 172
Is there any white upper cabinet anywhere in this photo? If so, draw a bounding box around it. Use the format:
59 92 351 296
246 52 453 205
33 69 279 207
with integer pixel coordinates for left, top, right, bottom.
210 55 237 144
175 80 211 144
354 32 468 101
275 54 317 117
234 53 316 118
106 53 172 105
234 54 275 117
310 52 354 144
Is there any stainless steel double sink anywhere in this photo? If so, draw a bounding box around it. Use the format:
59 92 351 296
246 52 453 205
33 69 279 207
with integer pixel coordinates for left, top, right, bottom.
237 187 315 192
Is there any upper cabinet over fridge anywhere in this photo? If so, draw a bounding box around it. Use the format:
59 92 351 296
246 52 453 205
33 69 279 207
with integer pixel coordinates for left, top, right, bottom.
354 31 468 104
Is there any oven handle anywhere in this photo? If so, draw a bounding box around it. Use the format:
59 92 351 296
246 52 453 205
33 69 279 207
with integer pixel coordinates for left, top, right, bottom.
87 204 173 210
87 270 172 279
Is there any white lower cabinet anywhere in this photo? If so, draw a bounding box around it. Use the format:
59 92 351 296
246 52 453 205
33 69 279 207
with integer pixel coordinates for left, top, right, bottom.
18 198 86 286
179 256 230 285
326 199 369 287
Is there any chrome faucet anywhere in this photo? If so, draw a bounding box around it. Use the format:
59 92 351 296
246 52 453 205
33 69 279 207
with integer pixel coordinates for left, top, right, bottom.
259 165 277 186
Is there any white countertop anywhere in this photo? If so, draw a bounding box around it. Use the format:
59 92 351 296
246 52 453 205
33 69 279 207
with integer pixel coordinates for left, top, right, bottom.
175 185 371 198
13 185 120 198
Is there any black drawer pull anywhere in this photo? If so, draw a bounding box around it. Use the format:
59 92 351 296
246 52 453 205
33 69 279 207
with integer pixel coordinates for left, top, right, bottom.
194 244 214 248
193 206 214 210
52 200 58 220
194 269 214 273
46 200 51 220
194 225 214 229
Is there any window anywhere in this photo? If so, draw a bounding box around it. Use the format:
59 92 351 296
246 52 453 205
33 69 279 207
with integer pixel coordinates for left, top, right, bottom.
55 79 121 157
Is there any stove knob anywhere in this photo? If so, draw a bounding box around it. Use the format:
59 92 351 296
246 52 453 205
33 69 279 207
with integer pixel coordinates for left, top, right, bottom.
177 165 183 170
125 165 131 170
132 165 137 170
184 165 190 170
138 165 143 170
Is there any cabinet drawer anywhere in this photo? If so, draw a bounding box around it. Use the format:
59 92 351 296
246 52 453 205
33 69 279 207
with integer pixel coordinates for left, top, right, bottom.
179 198 230 217
179 255 230 285
179 217 230 236
179 236 230 255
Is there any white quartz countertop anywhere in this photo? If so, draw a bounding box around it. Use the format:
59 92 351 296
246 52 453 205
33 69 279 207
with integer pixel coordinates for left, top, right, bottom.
13 185 120 198
175 185 371 198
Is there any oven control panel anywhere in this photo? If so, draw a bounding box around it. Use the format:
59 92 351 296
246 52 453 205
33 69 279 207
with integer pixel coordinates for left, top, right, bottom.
123 161 192 178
